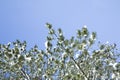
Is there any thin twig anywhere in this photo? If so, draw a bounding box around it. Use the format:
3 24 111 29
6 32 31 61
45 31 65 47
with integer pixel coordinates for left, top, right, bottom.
71 57 89 80
21 69 30 80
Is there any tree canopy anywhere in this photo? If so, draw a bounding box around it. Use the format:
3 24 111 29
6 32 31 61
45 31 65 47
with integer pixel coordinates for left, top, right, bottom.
0 23 120 80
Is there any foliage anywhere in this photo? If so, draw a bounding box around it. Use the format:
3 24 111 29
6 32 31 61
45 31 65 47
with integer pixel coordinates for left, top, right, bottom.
0 23 120 80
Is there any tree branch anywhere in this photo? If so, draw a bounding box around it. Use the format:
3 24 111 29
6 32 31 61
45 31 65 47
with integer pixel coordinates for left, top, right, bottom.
71 57 89 80
53 30 89 80
21 69 30 80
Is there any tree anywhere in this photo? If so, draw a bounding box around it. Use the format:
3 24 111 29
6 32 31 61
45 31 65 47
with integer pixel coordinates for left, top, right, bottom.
0 23 120 80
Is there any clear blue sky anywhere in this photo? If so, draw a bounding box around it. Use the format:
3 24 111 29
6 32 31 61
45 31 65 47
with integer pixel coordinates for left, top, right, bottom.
0 0 120 49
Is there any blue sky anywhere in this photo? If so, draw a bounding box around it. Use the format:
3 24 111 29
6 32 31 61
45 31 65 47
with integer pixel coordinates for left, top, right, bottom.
0 0 120 49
